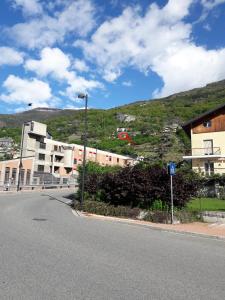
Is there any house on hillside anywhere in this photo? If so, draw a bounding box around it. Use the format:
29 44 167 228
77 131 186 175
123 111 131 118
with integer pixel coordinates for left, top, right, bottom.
182 104 225 175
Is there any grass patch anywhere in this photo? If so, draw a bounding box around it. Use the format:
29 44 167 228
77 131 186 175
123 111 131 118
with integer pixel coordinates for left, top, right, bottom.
187 198 225 211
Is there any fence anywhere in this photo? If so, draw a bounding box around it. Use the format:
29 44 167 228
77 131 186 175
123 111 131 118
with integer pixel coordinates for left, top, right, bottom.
0 173 78 192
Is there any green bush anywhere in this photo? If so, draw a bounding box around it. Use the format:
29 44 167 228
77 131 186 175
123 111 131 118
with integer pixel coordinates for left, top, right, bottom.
143 210 200 223
77 163 199 210
74 200 141 219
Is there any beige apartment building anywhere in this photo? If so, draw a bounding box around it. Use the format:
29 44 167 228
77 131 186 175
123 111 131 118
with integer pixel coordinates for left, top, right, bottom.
183 104 225 175
0 121 134 186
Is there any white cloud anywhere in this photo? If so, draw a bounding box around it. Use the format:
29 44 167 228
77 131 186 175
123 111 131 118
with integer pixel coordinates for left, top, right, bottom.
25 47 70 78
25 47 103 99
75 0 225 97
11 0 43 16
64 104 87 110
75 1 193 82
0 47 24 66
73 59 89 73
152 45 225 97
7 0 96 49
201 0 225 9
122 80 132 87
0 75 52 107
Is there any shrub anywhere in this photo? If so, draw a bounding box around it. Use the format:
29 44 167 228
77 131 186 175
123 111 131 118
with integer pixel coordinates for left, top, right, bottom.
77 163 199 210
74 200 141 219
143 210 200 223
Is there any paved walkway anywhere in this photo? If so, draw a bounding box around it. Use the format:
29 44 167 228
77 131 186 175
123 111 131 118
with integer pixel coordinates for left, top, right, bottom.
81 212 225 239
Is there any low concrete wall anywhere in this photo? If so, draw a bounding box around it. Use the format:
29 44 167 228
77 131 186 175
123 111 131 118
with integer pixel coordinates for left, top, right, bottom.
0 184 78 192
202 211 225 223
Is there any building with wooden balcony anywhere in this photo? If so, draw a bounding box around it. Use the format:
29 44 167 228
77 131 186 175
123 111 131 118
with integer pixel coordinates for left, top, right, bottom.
182 103 225 175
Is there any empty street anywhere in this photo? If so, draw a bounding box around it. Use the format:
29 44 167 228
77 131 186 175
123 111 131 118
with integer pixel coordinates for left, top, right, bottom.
0 190 225 300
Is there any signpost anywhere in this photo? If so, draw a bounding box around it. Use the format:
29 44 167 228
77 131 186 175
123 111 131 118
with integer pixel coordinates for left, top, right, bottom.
168 162 176 224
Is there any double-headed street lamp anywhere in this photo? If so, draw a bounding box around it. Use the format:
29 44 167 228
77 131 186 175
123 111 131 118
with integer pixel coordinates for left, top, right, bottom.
77 93 88 210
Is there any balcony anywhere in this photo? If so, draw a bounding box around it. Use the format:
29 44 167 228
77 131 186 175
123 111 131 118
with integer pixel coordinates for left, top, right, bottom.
183 147 222 159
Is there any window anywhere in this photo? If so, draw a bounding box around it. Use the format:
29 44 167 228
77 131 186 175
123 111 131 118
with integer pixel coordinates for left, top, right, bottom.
12 168 17 184
117 158 120 163
26 169 31 185
20 169 25 185
40 142 46 149
30 122 34 131
203 120 212 128
74 158 77 164
4 167 10 184
205 162 214 176
63 178 68 184
54 145 58 151
109 156 112 162
38 165 44 172
204 140 213 155
38 153 45 160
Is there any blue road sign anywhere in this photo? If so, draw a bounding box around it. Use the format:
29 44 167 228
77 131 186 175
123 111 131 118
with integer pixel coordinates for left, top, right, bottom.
169 162 176 176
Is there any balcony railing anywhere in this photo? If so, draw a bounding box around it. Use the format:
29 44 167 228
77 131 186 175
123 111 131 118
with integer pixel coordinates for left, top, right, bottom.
185 147 221 156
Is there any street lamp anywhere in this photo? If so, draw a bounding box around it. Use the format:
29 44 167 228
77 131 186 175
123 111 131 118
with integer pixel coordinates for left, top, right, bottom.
17 103 32 192
17 122 30 192
77 93 88 210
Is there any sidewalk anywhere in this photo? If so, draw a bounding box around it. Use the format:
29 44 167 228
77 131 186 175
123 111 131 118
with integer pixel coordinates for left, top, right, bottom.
81 212 225 240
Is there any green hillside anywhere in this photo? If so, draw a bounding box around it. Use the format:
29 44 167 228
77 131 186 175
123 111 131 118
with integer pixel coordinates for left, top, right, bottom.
1 79 225 163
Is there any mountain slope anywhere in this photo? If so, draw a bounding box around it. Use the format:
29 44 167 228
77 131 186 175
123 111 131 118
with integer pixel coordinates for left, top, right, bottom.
1 79 225 162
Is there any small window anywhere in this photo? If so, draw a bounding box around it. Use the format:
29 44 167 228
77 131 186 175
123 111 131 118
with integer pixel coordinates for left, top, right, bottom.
203 120 211 128
117 158 119 163
74 158 77 164
54 145 58 151
12 168 17 183
26 169 31 185
38 153 45 160
38 165 44 172
30 122 34 131
40 142 46 149
205 162 214 176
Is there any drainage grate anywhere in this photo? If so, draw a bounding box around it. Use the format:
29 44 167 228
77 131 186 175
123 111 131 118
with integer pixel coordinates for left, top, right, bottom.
32 218 47 221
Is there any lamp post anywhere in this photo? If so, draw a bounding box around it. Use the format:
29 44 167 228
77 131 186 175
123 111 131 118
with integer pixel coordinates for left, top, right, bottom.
17 122 30 192
77 93 88 210
17 103 32 192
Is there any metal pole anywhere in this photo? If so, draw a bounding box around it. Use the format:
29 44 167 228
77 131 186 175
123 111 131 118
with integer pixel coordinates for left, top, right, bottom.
80 95 88 210
170 175 174 224
17 123 25 192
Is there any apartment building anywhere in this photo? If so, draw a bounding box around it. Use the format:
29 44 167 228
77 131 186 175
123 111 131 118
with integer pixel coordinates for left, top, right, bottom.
183 103 225 175
0 121 135 186
0 157 34 186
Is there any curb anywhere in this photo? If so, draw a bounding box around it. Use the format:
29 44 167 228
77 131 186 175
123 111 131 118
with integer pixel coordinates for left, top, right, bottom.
75 211 225 241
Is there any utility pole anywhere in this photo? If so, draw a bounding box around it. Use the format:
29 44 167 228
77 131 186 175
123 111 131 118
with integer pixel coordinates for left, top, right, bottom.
77 93 88 210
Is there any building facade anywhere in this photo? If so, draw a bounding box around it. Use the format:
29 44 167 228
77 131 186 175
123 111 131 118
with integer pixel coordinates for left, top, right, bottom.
0 157 34 186
0 121 135 187
183 104 225 175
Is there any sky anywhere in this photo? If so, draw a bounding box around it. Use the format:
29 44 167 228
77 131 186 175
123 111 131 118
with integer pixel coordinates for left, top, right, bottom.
0 0 225 113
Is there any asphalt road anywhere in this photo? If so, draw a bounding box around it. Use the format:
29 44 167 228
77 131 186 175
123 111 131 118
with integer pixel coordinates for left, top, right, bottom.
0 190 225 300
